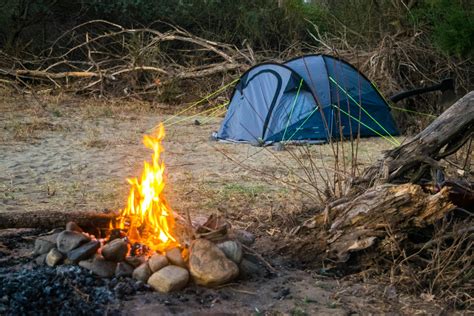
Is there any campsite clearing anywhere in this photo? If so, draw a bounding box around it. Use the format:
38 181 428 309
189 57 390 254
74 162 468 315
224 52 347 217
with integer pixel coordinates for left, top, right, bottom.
0 94 453 314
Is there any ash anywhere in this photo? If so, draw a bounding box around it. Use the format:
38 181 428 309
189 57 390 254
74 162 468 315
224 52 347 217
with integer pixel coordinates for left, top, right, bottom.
0 265 150 315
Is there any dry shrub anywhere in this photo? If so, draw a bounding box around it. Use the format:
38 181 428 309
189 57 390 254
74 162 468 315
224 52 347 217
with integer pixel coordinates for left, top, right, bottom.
385 216 473 309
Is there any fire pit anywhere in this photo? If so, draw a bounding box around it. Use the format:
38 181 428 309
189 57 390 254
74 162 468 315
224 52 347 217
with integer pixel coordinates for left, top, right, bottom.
32 124 259 293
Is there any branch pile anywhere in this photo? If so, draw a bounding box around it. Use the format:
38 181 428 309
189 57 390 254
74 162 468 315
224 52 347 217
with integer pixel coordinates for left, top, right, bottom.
0 20 253 96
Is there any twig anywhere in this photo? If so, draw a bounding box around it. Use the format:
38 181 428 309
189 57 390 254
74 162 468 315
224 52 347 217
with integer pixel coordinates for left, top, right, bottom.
241 244 277 273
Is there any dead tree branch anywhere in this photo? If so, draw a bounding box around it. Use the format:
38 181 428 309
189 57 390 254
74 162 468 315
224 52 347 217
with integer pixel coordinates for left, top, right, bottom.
0 20 252 96
357 91 474 187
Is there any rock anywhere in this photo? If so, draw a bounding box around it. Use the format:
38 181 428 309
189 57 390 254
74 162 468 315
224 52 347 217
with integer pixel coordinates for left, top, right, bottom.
35 254 47 265
40 232 60 243
67 240 100 263
101 239 129 262
166 247 186 268
238 259 262 279
189 239 239 287
33 233 59 255
125 256 146 268
79 255 117 278
46 248 64 267
115 262 134 278
232 229 255 246
65 221 83 233
147 265 189 293
33 238 56 256
56 231 90 254
132 262 152 283
148 254 168 272
217 240 243 264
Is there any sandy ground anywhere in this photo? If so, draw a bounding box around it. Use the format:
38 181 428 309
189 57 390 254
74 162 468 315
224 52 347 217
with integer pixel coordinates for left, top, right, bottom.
1 93 449 314
0 94 398 216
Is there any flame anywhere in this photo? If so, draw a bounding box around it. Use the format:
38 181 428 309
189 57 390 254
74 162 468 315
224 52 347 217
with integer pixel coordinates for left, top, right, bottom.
113 123 178 252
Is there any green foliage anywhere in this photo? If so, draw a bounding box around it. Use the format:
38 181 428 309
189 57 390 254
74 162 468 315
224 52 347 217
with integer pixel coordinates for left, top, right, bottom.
412 0 474 57
87 0 328 50
0 0 472 58
0 0 329 52
0 0 89 52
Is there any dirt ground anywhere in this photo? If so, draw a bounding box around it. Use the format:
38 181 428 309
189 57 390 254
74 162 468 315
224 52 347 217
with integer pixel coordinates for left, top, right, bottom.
0 93 456 314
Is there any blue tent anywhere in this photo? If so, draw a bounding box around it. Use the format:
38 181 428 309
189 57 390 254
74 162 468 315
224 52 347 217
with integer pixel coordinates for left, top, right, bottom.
214 54 399 146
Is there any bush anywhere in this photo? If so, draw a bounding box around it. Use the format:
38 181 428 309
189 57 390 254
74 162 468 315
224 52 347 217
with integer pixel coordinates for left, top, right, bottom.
412 0 474 57
0 0 329 53
88 0 329 50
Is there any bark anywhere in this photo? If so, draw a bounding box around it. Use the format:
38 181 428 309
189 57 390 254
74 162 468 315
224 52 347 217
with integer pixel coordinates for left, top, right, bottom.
303 183 456 262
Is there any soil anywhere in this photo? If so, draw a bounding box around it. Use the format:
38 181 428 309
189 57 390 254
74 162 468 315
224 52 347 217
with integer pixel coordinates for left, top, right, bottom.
0 94 459 314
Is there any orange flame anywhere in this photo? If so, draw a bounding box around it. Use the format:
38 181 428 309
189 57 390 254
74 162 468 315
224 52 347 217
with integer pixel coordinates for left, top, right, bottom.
114 123 178 252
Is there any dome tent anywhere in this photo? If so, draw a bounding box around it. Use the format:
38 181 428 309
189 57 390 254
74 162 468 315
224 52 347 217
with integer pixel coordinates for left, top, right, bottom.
213 54 399 146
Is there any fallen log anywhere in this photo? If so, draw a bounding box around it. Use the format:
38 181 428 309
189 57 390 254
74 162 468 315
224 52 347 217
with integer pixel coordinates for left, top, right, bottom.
303 183 456 262
0 210 117 230
357 91 474 187
301 91 473 265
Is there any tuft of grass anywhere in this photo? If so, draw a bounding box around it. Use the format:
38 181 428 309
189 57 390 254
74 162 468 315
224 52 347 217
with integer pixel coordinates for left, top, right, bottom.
290 307 307 316
82 128 110 148
7 119 62 142
220 183 267 200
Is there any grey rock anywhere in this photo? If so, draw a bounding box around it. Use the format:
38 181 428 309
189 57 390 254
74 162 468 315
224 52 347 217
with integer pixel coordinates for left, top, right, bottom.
217 240 243 264
115 262 134 278
39 232 60 243
33 233 59 255
46 248 64 267
35 253 47 265
148 254 169 272
101 239 129 262
33 238 56 256
132 262 152 283
79 255 117 278
67 240 100 263
65 221 83 233
125 256 146 268
232 229 255 246
166 247 186 268
57 231 89 254
147 265 189 293
189 239 239 287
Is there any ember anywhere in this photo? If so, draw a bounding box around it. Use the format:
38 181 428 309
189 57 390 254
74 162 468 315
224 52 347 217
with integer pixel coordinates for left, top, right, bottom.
112 123 178 253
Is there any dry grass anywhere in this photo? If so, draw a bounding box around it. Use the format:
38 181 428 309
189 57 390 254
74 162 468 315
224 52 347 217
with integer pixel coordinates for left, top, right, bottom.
2 119 63 142
384 217 473 309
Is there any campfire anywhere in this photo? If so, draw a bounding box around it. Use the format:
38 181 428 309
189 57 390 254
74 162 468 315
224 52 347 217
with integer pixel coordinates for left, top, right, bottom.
31 123 259 293
111 123 178 253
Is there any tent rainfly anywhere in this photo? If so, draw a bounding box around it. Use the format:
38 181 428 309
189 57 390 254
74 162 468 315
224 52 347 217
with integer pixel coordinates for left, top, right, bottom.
213 54 399 146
